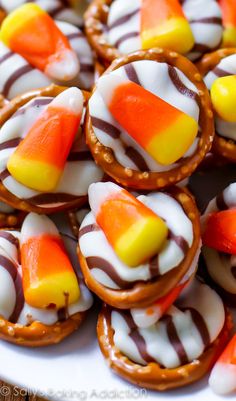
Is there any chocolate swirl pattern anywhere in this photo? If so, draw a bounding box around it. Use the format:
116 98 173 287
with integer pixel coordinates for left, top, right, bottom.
111 280 225 368
0 224 93 326
79 192 195 290
106 0 222 60
0 97 103 209
89 60 200 173
202 182 236 298
0 20 94 98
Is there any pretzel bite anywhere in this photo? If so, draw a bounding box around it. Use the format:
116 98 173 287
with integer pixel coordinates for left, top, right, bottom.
201 181 236 306
0 84 103 213
0 212 93 347
85 0 223 66
86 48 214 190
197 48 236 161
78 182 201 309
97 279 232 390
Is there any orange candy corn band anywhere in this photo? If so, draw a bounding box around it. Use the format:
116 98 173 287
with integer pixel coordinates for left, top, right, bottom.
78 186 200 309
97 304 232 391
197 48 236 162
86 48 214 190
0 84 90 214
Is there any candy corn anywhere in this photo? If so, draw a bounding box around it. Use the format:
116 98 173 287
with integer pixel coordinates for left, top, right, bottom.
21 213 80 309
140 0 194 54
202 209 236 254
0 3 80 81
7 87 83 192
88 182 168 267
209 334 236 395
97 75 198 165
211 75 236 122
219 0 236 47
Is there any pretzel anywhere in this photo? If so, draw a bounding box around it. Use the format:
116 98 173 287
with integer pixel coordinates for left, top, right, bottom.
78 186 201 309
86 48 214 190
97 303 232 390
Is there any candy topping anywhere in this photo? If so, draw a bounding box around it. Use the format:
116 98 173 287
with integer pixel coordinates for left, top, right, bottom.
97 74 198 166
88 182 168 267
140 0 194 54
21 213 80 309
7 87 83 192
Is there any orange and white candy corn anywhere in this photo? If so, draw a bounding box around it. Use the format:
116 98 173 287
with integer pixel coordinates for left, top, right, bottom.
209 334 236 395
0 3 80 82
140 0 194 54
97 75 198 165
7 87 83 192
88 182 168 267
21 213 80 309
219 0 236 47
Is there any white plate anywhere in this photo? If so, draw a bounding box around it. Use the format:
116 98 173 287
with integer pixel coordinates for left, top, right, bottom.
0 305 235 401
0 165 235 401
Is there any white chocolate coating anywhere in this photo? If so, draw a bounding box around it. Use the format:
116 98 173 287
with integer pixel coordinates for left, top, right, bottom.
79 189 196 290
106 0 222 60
111 279 225 368
89 60 199 173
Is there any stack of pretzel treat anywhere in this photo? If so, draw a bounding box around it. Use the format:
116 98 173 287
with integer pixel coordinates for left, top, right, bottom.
0 0 235 396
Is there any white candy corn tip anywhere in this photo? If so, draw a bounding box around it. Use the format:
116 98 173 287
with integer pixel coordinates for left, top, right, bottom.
131 305 162 328
88 181 121 217
21 213 59 244
46 49 80 82
209 362 236 395
97 74 129 105
51 87 84 116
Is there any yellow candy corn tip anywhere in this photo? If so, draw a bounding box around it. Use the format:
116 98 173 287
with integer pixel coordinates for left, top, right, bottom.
222 26 236 48
211 75 236 123
7 154 62 192
141 17 194 54
115 216 168 267
146 113 198 165
24 272 80 309
0 3 45 46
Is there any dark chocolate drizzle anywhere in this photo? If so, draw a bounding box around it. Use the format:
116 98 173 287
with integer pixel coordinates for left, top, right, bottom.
118 310 155 363
125 147 149 171
114 32 139 48
79 224 100 239
0 253 24 323
0 138 21 151
124 63 141 85
12 97 52 118
168 231 189 255
86 256 132 289
0 231 19 247
168 65 199 103
163 315 189 365
91 116 121 139
27 192 79 206
108 8 140 30
3 65 34 97
188 307 210 348
212 66 232 78
0 51 14 65
0 169 10 181
189 17 222 25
